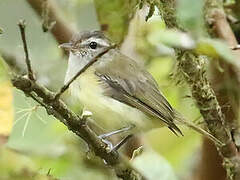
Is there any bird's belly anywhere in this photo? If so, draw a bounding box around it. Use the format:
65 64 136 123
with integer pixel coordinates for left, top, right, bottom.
69 71 163 132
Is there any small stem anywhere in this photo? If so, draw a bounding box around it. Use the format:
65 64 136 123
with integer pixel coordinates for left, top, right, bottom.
54 44 117 100
18 19 35 81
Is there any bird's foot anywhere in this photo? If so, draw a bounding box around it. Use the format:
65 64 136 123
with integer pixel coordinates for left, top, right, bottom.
101 138 114 152
99 134 133 153
98 126 135 153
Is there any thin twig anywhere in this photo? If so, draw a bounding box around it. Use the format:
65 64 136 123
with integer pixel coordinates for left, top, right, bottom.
18 20 35 81
54 45 117 100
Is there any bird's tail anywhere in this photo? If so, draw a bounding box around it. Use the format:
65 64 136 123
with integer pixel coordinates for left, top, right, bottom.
174 110 223 146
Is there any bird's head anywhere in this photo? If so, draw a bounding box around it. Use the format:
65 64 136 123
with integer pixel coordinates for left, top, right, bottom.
60 31 113 83
60 31 113 59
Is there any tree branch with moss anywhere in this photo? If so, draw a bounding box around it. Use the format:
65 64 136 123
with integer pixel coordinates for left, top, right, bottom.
154 0 240 179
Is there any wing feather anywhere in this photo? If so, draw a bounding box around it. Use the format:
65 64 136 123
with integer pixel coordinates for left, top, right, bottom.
95 50 182 135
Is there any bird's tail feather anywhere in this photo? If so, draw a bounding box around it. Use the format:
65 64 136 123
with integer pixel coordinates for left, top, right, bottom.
174 110 223 146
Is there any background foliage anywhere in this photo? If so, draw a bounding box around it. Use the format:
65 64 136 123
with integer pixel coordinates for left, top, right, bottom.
0 0 238 179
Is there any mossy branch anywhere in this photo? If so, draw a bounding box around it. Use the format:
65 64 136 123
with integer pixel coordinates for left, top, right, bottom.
155 1 240 179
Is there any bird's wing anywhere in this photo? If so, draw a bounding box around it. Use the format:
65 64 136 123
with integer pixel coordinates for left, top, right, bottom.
95 51 182 135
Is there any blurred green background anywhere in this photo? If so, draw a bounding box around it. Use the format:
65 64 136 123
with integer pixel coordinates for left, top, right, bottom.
0 0 220 179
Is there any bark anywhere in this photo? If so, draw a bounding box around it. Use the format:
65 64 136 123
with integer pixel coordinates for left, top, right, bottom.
26 0 75 50
193 138 226 180
4 18 144 179
156 0 240 179
196 1 240 180
11 74 143 180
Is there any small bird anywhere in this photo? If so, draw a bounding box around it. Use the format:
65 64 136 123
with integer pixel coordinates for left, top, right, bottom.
60 31 219 147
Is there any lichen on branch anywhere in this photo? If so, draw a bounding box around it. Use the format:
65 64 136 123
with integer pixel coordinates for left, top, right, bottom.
155 0 240 179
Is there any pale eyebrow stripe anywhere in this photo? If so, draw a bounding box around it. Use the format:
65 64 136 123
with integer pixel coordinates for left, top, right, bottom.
81 37 109 47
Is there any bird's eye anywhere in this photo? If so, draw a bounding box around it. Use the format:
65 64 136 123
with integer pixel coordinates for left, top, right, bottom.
89 41 97 49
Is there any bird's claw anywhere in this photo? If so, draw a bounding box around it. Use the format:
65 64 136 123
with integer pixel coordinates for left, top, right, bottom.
100 138 114 153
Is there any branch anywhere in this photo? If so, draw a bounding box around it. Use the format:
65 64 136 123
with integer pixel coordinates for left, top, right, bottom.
155 1 240 179
8 20 143 180
204 2 240 179
11 74 143 179
204 0 240 141
18 20 35 81
26 0 75 44
206 6 240 67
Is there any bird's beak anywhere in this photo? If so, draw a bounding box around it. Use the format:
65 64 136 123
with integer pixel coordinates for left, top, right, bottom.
58 42 72 51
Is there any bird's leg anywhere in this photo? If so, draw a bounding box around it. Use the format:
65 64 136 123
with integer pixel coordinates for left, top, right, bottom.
98 125 134 139
102 134 134 153
112 134 133 151
80 109 134 151
98 125 135 152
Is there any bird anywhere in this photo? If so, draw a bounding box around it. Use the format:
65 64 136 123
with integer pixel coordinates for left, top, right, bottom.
59 30 220 149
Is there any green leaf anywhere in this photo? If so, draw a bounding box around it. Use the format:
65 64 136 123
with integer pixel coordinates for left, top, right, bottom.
176 0 204 36
148 29 195 49
94 0 138 44
196 38 235 63
131 148 178 180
